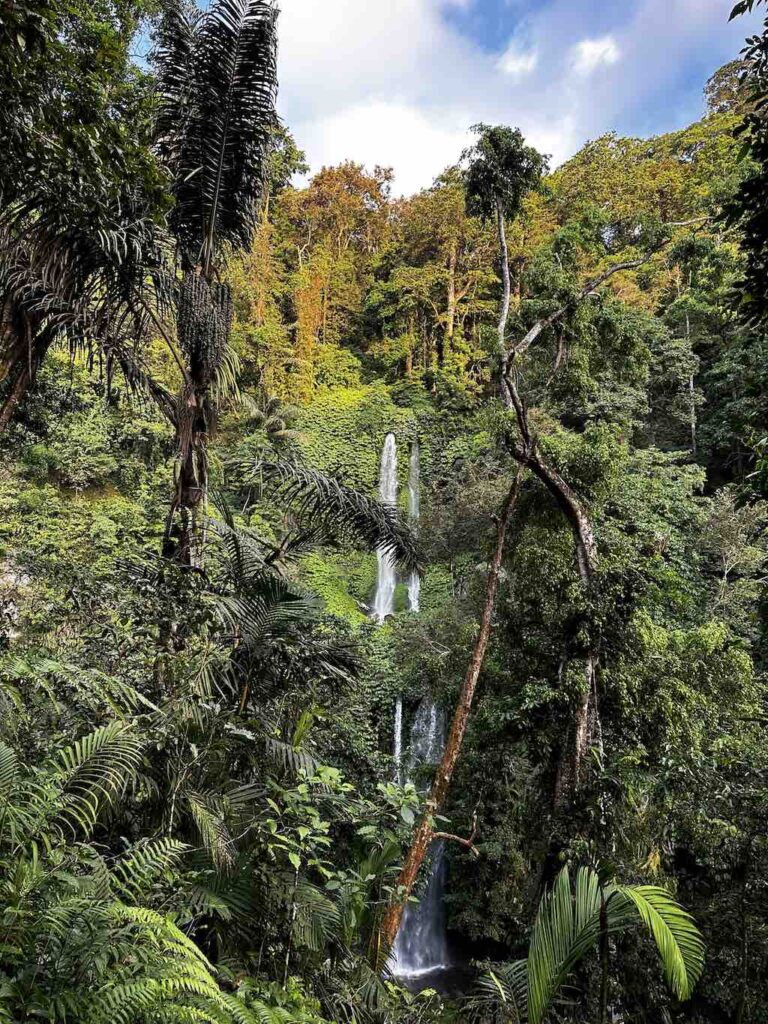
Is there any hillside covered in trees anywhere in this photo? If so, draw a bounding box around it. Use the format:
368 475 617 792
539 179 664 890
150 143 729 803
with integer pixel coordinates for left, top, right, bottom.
2 2 768 1022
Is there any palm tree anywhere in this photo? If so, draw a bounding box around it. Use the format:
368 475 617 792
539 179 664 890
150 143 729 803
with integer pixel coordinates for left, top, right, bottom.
2 0 281 570
153 0 279 563
475 864 705 1024
0 209 173 432
0 0 170 434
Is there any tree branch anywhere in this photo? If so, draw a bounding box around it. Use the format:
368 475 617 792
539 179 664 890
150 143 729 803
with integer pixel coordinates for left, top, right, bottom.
432 812 479 857
510 218 709 359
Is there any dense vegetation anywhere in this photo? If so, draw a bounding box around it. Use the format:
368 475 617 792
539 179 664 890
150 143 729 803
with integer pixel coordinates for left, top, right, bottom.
1 1 768 1021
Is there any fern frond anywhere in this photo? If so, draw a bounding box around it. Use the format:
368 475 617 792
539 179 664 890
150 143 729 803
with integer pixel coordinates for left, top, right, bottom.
53 723 144 837
113 838 189 901
187 791 236 872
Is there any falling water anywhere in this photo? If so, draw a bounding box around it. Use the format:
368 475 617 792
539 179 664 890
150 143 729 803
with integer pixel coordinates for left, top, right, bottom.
371 434 449 982
373 433 398 623
391 700 451 981
393 697 404 784
407 441 421 613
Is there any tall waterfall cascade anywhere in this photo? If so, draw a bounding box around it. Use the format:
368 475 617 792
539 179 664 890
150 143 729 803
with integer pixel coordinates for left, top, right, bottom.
373 433 398 624
371 435 450 983
407 442 421 613
390 701 451 980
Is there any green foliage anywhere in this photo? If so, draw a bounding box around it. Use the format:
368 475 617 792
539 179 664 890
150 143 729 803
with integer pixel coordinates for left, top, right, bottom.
463 125 548 222
476 864 704 1023
3 22 768 1024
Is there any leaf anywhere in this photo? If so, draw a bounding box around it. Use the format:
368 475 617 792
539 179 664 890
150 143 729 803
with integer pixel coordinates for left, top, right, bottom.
288 852 301 871
252 460 421 571
610 885 705 1001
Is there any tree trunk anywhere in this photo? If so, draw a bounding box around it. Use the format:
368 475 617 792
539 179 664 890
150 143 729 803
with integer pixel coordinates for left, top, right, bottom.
381 468 525 949
0 322 50 434
164 404 209 566
445 242 457 362
496 197 512 400
163 271 232 565
0 362 32 434
503 356 599 805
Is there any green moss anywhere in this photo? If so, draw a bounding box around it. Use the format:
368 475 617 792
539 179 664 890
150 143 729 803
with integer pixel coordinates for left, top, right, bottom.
294 383 417 492
420 565 454 615
300 551 376 626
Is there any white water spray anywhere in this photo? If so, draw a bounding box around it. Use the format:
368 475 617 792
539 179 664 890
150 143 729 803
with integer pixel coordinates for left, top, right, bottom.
393 697 404 784
391 700 451 980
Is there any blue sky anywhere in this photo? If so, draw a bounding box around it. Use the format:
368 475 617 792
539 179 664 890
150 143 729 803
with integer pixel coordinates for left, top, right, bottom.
277 0 761 195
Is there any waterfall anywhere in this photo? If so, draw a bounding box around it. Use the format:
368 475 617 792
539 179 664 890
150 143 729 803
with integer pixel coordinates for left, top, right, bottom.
372 434 449 982
391 700 451 980
373 433 398 623
407 441 421 612
393 697 403 784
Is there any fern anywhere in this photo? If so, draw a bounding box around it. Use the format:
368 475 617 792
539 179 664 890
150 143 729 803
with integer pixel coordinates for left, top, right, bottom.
188 790 236 872
113 837 189 901
52 723 144 837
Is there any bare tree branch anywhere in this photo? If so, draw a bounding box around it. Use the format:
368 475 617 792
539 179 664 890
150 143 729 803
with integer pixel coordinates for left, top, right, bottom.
509 218 710 360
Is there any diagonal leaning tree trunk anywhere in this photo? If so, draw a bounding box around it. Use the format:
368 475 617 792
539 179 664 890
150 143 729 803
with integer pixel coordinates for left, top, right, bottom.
382 197 528 951
503 374 599 802
381 466 525 949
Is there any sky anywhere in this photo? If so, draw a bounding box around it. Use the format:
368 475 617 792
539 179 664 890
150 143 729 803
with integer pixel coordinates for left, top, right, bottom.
276 0 762 196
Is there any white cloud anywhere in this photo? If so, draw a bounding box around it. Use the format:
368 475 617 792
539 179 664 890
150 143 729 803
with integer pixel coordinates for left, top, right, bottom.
275 0 761 195
570 35 621 75
291 100 474 197
498 43 538 77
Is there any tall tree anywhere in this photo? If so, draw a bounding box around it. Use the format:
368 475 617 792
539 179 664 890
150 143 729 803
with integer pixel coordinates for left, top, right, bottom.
0 0 168 432
381 128 545 950
152 0 278 561
727 0 768 320
463 124 548 394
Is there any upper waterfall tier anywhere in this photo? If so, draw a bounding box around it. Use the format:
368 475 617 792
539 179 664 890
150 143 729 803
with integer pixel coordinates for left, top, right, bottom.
373 433 398 623
408 441 421 613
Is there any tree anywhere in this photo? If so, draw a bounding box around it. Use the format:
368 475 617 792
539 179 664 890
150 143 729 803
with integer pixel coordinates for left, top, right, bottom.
274 163 393 400
463 125 548 392
0 0 168 433
381 467 525 949
475 864 705 1024
725 0 768 320
151 0 278 562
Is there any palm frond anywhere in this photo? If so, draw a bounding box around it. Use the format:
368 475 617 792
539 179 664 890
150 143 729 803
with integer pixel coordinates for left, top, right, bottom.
0 742 19 804
252 461 420 571
610 885 705 1001
526 866 602 1024
473 962 528 1023
292 879 341 953
156 0 279 270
